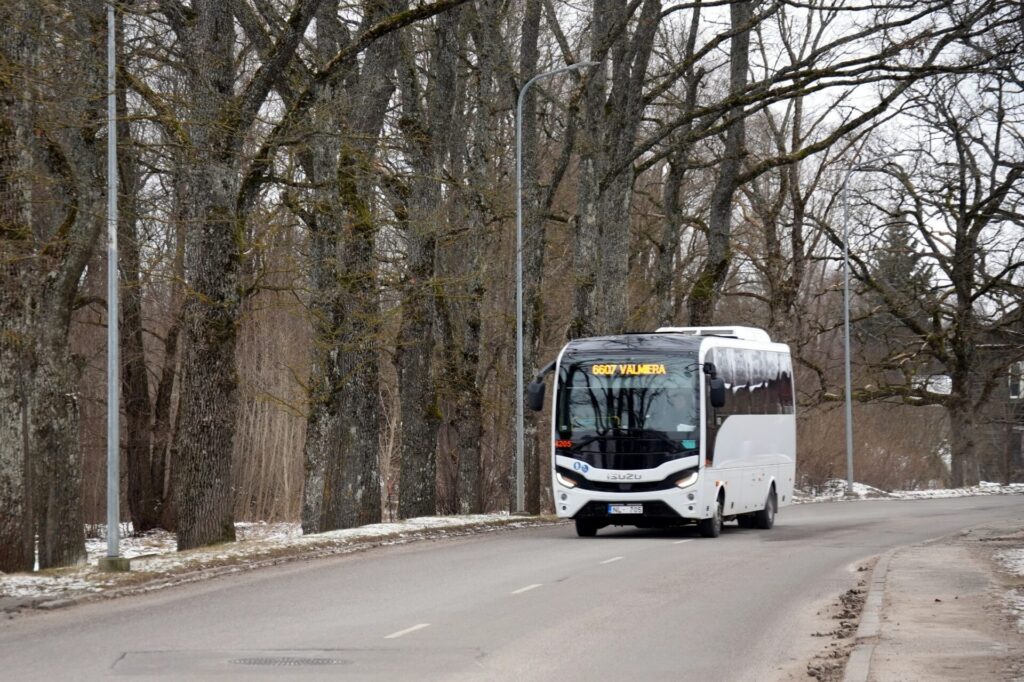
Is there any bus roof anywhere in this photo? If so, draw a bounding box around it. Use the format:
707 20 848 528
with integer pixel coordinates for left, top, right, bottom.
654 326 771 342
562 333 702 356
561 328 784 357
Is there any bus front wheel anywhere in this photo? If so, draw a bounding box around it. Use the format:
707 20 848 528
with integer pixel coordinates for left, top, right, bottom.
698 496 723 538
575 518 599 537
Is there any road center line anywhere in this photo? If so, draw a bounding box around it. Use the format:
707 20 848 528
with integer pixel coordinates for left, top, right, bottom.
674 540 693 545
384 623 431 639
600 556 624 564
511 583 543 595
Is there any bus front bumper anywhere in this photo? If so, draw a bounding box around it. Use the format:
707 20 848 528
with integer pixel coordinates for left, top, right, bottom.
553 485 706 522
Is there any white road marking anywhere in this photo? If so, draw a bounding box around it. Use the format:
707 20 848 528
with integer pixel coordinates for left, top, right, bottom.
673 540 693 545
511 583 543 595
600 556 624 564
384 623 431 639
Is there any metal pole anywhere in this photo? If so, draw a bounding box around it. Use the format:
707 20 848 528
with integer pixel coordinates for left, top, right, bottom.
842 168 854 497
515 61 599 513
106 1 120 558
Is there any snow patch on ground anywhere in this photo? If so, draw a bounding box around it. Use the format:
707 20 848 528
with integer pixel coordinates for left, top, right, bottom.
794 480 1024 504
1004 590 1024 634
995 550 1024 634
3 482 1023 606
994 548 1024 577
1 513 528 603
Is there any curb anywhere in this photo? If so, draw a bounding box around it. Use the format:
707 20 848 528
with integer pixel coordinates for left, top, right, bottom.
841 530 966 682
842 549 894 682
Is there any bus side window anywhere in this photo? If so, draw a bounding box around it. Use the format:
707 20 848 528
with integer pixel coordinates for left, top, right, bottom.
779 354 795 414
748 350 759 415
765 352 780 415
745 351 758 414
718 348 734 414
732 349 749 414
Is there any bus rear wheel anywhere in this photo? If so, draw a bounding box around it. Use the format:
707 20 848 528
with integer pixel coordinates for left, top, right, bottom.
575 518 599 537
698 496 723 538
755 489 776 529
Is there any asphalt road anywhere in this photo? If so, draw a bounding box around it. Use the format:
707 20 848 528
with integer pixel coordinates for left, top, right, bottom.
2 496 1023 681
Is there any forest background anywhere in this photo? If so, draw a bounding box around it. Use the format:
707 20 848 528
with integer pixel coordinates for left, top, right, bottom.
1 0 1022 571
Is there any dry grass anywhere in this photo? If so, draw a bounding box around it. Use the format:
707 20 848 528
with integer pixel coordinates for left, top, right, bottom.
798 402 949 491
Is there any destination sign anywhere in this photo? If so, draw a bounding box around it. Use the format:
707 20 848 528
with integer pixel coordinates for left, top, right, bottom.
590 363 667 376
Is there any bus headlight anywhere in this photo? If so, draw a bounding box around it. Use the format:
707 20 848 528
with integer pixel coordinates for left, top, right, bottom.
556 471 578 489
674 470 699 489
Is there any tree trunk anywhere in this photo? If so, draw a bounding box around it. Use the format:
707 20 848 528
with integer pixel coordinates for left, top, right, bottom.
654 8 701 327
116 24 161 531
301 1 399 533
25 0 106 569
31 319 86 568
687 0 751 325
0 280 33 571
173 1 240 550
948 397 980 487
0 68 35 570
396 10 460 519
571 0 660 337
173 167 240 548
152 167 187 532
519 0 544 514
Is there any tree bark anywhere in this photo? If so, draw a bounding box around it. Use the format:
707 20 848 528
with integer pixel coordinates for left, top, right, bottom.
0 45 35 569
395 10 461 519
116 12 162 532
2 0 107 569
571 0 661 337
948 395 980 487
687 0 752 325
519 0 544 515
173 1 242 549
301 0 400 533
655 7 701 326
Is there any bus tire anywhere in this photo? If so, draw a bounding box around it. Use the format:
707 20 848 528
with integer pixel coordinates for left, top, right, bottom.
755 488 776 530
575 518 599 537
737 514 756 528
698 495 723 538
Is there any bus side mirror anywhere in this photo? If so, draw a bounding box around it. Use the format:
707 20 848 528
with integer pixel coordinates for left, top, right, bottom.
527 381 546 412
709 377 726 409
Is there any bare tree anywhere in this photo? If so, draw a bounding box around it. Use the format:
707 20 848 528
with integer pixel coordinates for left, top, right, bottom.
299 0 403 533
570 0 661 337
394 9 463 518
832 70 1024 486
0 0 112 568
687 0 753 325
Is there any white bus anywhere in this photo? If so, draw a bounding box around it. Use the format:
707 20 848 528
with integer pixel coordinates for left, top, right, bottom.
527 326 796 538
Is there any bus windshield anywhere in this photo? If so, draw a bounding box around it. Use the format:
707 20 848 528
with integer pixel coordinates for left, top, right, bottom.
556 354 700 441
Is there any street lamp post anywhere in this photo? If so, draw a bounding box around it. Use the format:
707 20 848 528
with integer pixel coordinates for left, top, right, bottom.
99 1 128 572
515 61 599 514
840 158 887 498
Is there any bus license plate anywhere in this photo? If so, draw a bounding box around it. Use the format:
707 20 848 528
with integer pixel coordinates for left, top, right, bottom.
608 504 642 515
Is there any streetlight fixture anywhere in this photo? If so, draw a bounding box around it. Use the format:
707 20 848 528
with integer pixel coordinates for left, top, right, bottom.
840 157 888 498
514 61 600 514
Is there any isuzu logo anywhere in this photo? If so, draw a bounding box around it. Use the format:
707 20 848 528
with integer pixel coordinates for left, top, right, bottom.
608 472 642 481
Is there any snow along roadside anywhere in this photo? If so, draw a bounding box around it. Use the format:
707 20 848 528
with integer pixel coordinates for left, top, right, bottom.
0 514 563 613
4 481 1022 613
